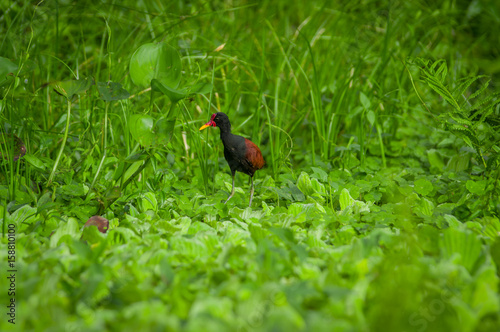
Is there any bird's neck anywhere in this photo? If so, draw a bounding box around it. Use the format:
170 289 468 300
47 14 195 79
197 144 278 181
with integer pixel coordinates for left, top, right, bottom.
218 123 232 138
220 130 232 142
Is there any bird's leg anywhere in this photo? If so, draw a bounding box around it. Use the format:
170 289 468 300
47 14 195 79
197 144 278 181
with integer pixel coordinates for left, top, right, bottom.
249 176 255 207
224 172 236 204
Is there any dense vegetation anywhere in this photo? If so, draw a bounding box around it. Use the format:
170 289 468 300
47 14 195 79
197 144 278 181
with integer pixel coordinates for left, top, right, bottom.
1 1 500 331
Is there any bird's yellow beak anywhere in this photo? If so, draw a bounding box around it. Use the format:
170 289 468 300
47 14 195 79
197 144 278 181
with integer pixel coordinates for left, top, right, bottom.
199 119 216 131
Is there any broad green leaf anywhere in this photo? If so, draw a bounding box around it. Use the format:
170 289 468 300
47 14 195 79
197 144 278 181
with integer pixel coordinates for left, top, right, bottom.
289 183 306 201
296 172 315 196
170 236 206 259
128 114 155 147
311 167 328 182
23 154 45 170
482 217 500 240
129 42 181 88
189 82 213 95
50 218 80 248
104 186 121 202
97 81 130 101
446 153 471 172
339 188 355 211
81 224 106 244
60 184 87 196
151 79 213 103
122 161 144 184
9 205 37 226
414 178 433 196
311 178 326 195
444 214 462 228
151 78 187 103
440 228 482 273
153 116 176 146
466 180 487 195
141 192 158 212
52 78 92 99
418 197 435 216
125 151 150 162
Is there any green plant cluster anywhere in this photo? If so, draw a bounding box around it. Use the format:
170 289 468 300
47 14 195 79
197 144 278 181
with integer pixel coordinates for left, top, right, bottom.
1 1 500 331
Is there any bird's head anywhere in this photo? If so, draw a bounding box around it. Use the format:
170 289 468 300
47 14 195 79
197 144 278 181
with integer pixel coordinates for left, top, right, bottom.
199 112 231 131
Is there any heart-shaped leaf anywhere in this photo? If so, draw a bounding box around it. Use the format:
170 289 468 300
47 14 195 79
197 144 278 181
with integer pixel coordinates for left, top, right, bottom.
97 81 130 101
125 151 150 162
129 42 181 88
189 82 213 95
151 78 187 103
129 114 155 147
52 78 92 99
0 57 18 87
18 59 38 76
154 116 177 146
152 79 213 104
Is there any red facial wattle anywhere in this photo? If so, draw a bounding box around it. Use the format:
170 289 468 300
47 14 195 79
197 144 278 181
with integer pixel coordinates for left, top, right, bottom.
199 113 218 130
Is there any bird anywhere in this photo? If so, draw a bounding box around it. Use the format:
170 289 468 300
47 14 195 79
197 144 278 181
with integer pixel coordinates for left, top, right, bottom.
199 112 265 207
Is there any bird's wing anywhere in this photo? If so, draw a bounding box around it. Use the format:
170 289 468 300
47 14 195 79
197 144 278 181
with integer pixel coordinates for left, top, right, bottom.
243 139 265 170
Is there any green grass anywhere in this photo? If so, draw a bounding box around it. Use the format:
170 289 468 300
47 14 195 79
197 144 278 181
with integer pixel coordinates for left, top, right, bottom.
1 1 500 331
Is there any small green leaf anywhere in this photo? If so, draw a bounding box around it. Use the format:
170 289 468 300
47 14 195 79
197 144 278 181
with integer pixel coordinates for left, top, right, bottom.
129 42 182 88
360 91 371 109
18 59 38 76
0 56 19 87
97 81 130 101
414 178 433 196
366 110 376 126
366 110 375 126
427 149 445 170
129 114 155 147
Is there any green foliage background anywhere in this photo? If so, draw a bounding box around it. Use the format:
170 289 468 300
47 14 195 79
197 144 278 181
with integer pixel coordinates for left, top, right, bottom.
1 0 500 331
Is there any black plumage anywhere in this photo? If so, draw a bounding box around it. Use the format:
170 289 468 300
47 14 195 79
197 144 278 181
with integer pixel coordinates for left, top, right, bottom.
200 112 265 206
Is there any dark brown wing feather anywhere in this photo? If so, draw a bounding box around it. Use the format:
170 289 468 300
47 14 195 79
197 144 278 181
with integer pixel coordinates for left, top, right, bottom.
244 138 265 171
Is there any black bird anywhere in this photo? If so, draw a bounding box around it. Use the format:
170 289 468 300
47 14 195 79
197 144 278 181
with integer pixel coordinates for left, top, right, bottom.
200 112 265 207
